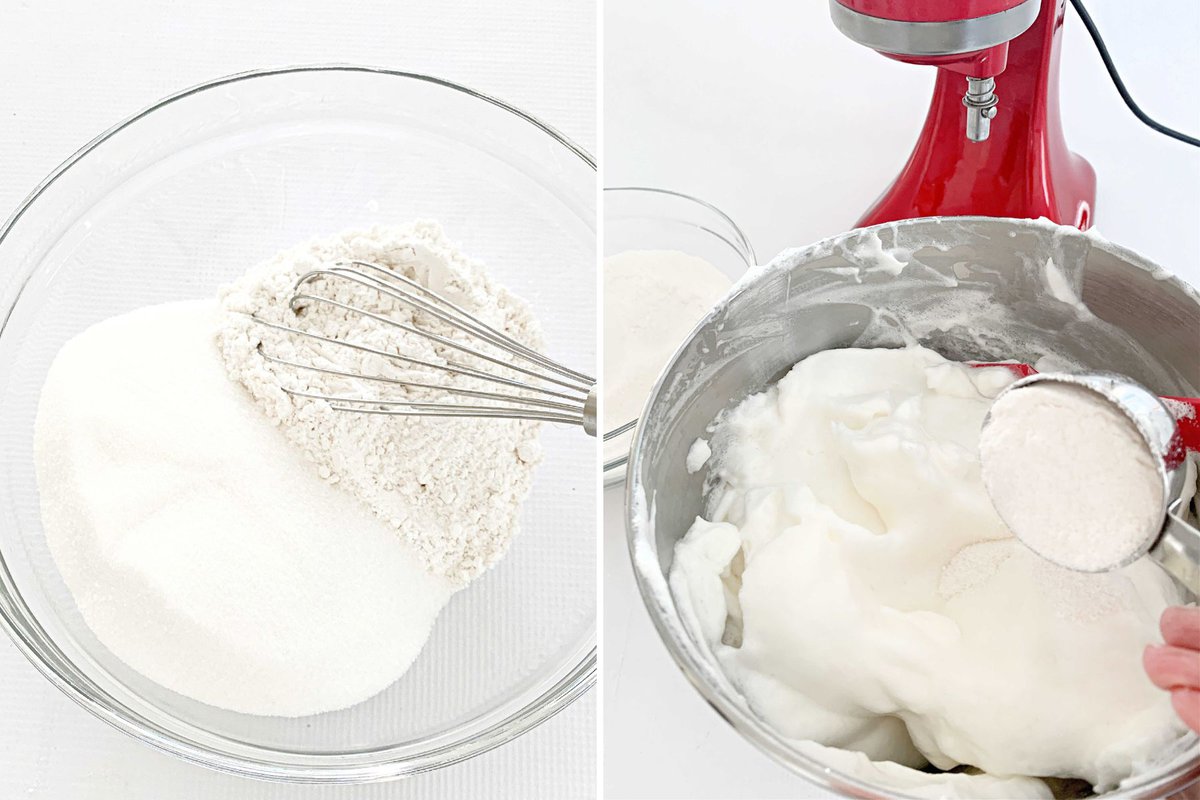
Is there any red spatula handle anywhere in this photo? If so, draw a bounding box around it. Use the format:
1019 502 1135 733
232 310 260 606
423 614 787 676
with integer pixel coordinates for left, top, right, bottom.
971 362 1038 378
970 362 1200 453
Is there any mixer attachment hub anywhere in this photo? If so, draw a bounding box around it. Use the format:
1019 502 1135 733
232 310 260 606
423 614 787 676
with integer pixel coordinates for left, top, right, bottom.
963 76 999 142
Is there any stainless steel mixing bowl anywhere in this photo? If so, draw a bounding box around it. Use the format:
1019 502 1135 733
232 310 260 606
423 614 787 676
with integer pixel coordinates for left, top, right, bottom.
625 216 1200 799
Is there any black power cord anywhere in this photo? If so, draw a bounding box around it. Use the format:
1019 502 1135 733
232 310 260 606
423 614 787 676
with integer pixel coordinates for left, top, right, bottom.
1069 0 1200 148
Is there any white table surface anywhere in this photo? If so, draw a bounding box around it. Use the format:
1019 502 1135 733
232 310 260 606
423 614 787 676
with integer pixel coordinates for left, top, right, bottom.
603 1 1200 798
0 2 596 798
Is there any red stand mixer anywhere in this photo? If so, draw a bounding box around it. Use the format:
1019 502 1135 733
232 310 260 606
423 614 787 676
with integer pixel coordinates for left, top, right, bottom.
829 0 1097 229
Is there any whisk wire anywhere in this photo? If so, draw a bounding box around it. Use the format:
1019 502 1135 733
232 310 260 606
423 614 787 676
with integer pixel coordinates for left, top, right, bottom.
342 260 593 386
251 316 586 404
257 347 587 414
248 259 597 434
337 261 560 369
285 389 584 425
331 407 585 425
298 261 593 388
289 290 586 394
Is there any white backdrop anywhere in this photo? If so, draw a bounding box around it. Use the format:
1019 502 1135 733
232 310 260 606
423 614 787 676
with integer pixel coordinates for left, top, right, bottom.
603 0 1200 798
0 2 596 798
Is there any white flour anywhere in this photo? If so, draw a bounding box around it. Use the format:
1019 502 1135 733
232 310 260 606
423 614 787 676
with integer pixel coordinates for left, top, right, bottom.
980 382 1163 572
218 223 543 584
36 301 456 716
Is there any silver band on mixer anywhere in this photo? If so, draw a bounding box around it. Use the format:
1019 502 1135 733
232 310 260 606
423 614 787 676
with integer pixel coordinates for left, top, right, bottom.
827 0 1040 57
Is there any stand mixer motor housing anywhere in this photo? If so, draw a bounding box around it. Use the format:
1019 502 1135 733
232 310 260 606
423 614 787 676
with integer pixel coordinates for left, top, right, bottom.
830 0 1096 228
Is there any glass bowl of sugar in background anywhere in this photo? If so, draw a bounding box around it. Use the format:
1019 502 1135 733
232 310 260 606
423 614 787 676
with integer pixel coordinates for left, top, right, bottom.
603 187 755 486
0 66 595 781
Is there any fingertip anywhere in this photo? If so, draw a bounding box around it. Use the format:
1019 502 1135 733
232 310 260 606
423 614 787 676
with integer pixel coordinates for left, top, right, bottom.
1143 644 1166 687
1161 605 1198 623
1144 644 1200 692
1161 606 1200 650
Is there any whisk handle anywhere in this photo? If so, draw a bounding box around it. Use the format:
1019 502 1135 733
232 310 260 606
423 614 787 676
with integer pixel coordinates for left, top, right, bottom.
583 387 597 438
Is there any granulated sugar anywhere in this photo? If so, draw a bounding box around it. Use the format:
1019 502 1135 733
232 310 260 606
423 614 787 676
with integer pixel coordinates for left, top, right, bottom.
35 301 456 716
980 382 1163 572
603 250 731 465
218 223 543 584
937 540 1013 599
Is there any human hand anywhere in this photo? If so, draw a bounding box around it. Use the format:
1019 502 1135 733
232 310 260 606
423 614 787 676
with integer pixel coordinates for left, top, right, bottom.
1145 606 1200 733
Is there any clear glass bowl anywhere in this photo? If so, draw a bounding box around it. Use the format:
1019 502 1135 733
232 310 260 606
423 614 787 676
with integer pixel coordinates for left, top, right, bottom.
0 66 595 782
602 187 755 486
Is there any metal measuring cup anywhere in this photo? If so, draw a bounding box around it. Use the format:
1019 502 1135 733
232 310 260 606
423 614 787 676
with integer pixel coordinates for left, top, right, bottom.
983 371 1200 589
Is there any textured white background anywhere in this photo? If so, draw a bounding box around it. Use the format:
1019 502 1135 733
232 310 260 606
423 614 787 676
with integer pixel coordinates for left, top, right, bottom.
604 0 1200 798
0 1 596 798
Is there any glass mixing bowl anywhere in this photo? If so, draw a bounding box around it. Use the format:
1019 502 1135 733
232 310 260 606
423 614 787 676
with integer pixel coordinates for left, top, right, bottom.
0 65 595 782
627 217 1200 799
602 187 755 486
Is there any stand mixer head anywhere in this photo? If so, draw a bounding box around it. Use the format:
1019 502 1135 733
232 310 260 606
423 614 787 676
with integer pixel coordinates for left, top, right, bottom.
829 0 1097 228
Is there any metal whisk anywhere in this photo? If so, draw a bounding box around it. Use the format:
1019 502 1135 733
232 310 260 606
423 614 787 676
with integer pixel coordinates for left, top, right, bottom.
250 260 597 435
